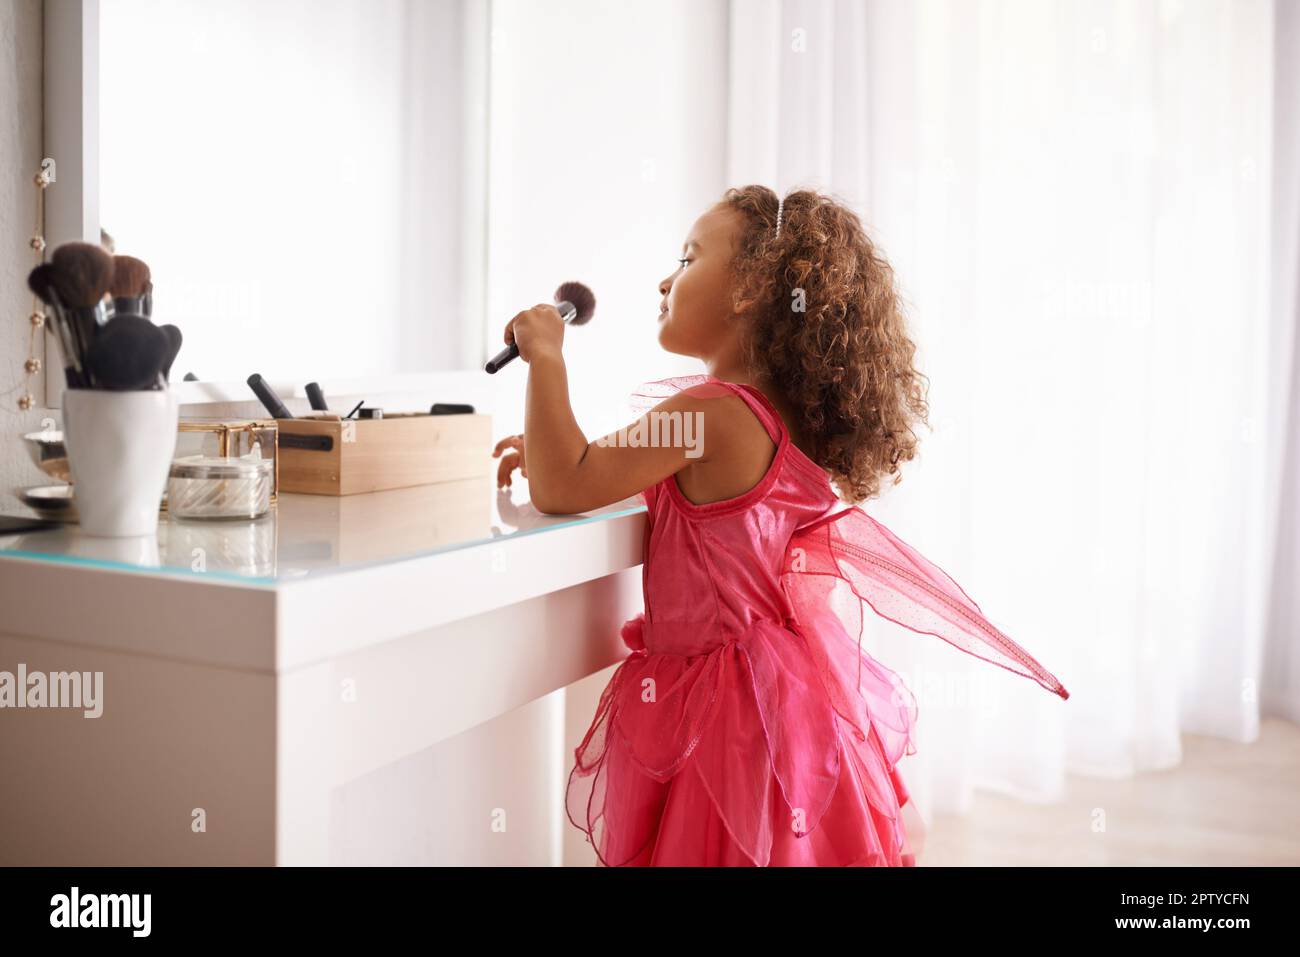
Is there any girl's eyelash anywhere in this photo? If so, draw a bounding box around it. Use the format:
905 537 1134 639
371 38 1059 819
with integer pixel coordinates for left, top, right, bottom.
677 257 690 267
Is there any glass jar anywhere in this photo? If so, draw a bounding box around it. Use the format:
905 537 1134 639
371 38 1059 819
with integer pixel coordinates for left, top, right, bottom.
167 455 274 521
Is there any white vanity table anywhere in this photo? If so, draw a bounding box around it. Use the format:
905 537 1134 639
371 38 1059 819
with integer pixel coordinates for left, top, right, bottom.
10 0 663 865
0 480 647 865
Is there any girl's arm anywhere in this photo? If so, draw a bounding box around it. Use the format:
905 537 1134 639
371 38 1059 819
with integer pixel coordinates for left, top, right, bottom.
503 302 741 514
523 349 725 514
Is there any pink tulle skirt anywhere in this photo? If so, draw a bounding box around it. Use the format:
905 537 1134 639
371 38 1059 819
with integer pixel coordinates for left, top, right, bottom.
593 720 924 867
567 617 927 867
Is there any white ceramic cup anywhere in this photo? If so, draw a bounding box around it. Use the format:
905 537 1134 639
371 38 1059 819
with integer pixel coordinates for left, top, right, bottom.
62 388 178 537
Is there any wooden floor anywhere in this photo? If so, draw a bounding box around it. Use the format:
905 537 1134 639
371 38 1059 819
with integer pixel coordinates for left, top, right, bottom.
919 718 1300 866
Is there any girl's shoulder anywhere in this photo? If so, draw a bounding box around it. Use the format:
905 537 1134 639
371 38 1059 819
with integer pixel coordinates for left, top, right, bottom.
630 374 832 515
627 374 784 460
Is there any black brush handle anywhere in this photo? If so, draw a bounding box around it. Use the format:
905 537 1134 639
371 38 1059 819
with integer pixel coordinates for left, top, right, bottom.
45 310 87 388
247 373 294 419
112 296 148 317
484 341 519 374
305 381 329 411
484 300 577 374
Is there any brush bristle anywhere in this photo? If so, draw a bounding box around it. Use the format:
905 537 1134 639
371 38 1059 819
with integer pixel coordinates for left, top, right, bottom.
27 264 61 305
159 324 183 381
85 314 169 390
110 255 151 299
554 281 595 325
51 242 115 308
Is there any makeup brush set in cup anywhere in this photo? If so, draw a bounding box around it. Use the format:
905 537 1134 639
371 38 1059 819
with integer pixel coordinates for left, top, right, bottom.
23 244 184 537
27 243 182 391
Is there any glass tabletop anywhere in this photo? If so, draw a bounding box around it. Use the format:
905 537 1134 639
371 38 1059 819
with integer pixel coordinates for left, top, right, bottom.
0 478 647 586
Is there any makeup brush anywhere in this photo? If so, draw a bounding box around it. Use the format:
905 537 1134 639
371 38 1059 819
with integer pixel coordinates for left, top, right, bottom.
484 281 596 374
158 324 183 384
27 263 87 388
247 373 295 419
50 242 115 367
50 242 115 309
84 314 170 391
305 381 329 411
109 255 151 316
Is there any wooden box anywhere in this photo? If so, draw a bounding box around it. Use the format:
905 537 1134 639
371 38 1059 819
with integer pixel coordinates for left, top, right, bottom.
275 412 493 496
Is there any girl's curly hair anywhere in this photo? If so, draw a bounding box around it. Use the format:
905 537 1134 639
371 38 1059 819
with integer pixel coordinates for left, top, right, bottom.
718 185 931 503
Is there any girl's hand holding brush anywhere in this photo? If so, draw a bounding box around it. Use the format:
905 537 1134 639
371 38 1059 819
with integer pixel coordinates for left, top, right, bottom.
502 304 567 365
486 281 594 373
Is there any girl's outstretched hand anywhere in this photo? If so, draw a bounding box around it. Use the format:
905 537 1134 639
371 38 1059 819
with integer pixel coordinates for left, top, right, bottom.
503 303 565 364
493 433 528 488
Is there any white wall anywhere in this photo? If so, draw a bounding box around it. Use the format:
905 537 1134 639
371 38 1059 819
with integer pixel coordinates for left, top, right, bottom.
0 1 50 496
485 0 730 440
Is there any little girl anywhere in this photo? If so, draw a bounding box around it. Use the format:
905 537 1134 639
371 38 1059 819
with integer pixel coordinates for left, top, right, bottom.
494 185 1069 867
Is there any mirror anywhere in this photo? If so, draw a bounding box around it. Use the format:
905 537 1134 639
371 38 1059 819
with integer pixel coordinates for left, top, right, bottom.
97 0 488 383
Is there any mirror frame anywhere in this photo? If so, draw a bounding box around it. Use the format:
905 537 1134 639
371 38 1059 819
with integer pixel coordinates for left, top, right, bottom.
42 0 492 408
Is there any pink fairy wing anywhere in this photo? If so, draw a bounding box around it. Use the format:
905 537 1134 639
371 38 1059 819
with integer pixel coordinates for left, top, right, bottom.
625 373 734 417
782 580 921 770
783 505 1070 714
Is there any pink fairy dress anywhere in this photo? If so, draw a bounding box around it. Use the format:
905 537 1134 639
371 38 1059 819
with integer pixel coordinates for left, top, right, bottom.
565 374 1070 866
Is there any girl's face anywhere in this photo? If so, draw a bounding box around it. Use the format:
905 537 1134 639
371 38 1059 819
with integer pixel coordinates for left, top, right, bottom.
656 205 744 359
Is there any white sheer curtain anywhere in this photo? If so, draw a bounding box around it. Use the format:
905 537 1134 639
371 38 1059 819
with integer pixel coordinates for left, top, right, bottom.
729 0 1296 828
1265 0 1300 726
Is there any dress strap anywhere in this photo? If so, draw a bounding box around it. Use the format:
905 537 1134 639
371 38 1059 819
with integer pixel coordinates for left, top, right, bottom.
714 381 785 447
